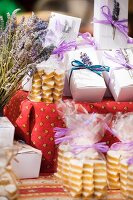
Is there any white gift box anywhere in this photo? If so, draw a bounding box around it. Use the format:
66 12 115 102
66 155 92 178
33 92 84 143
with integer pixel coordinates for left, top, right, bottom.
45 12 81 47
66 48 106 102
12 144 42 179
0 117 15 147
94 0 128 49
102 49 133 101
63 74 72 97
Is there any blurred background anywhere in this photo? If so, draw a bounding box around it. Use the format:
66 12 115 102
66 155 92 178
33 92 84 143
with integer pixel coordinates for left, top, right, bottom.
0 0 133 36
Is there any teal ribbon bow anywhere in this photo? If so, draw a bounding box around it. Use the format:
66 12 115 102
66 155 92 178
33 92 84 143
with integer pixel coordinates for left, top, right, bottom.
69 60 110 85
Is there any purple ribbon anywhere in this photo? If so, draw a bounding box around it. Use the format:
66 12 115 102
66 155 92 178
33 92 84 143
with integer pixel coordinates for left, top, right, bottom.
52 41 77 59
55 134 75 145
104 50 133 70
54 127 70 139
93 6 128 39
111 142 133 151
72 142 109 154
78 32 97 48
128 157 133 165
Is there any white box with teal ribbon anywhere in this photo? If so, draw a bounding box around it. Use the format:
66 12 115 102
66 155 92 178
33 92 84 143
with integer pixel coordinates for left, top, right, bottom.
93 0 128 49
102 49 133 101
65 48 107 102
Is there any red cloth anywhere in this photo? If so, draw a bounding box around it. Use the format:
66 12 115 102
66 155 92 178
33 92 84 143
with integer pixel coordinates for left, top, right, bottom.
4 90 133 172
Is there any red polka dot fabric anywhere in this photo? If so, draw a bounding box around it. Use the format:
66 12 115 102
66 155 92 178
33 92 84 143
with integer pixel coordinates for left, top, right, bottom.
3 90 133 173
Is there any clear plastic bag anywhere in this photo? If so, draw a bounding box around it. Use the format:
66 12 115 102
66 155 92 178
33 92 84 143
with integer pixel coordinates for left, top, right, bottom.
0 146 18 200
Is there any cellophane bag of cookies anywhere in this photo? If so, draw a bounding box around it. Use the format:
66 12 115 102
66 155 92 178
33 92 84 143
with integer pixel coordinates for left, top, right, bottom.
28 55 65 103
106 112 133 190
54 102 112 199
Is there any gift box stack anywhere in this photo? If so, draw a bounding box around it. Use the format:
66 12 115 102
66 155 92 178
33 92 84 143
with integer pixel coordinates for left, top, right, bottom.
0 117 42 181
22 0 133 103
0 117 42 199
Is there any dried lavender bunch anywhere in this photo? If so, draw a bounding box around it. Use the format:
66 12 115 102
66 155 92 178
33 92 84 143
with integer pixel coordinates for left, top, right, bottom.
80 52 92 66
0 11 54 109
112 0 120 21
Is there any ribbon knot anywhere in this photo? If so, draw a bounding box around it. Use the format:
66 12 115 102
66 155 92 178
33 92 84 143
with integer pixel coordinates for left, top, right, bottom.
93 5 128 39
69 60 110 85
52 41 77 60
71 142 109 154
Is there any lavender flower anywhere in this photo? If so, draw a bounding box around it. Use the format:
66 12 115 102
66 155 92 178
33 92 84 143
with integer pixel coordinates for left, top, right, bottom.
0 10 54 109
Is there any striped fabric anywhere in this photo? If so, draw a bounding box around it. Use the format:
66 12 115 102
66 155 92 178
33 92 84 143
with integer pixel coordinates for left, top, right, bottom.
18 175 122 200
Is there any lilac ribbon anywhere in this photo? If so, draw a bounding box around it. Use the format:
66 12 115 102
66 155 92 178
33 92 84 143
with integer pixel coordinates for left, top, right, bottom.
93 6 128 39
55 134 74 145
78 32 97 48
72 142 109 154
128 157 133 165
111 142 133 151
54 127 70 138
52 41 77 59
104 50 133 70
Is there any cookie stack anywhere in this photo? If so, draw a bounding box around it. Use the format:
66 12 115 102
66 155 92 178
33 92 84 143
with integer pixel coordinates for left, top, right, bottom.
94 160 107 199
107 150 121 189
53 69 65 102
61 152 73 189
82 160 94 198
69 158 83 198
29 71 42 102
29 68 65 103
120 159 133 199
42 69 55 103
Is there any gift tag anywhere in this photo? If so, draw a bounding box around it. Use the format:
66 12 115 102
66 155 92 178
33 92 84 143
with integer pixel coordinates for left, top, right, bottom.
45 12 81 47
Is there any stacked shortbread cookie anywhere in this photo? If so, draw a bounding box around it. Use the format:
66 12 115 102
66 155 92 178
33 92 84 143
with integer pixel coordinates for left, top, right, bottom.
69 159 83 197
56 145 108 198
107 150 121 189
29 72 42 102
82 160 94 198
53 69 65 102
29 69 65 103
94 160 107 199
120 159 133 199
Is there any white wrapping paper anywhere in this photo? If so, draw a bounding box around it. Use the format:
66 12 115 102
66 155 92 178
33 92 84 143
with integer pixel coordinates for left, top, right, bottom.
102 49 133 101
94 0 128 49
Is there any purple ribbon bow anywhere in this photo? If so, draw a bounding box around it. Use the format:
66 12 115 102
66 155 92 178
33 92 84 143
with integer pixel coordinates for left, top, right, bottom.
72 142 109 154
52 41 77 59
93 6 128 39
78 32 97 48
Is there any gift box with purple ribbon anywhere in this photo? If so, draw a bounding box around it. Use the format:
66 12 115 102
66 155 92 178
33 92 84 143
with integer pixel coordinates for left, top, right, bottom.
93 0 129 49
102 49 133 101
